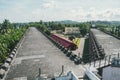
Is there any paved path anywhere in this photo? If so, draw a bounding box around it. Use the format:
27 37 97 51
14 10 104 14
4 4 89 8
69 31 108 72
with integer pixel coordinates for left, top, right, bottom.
87 29 120 69
91 29 120 56
72 38 85 58
5 27 85 80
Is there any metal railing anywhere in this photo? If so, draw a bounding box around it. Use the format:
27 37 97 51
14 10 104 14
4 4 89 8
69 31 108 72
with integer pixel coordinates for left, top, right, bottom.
89 30 105 62
89 53 120 68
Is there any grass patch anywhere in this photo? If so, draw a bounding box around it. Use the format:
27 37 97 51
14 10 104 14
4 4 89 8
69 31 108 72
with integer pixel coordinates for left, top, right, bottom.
82 38 89 63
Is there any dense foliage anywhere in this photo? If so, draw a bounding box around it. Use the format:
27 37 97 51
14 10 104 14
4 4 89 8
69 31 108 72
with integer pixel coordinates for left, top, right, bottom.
96 24 120 38
82 38 89 63
0 19 27 64
68 35 75 41
28 20 90 37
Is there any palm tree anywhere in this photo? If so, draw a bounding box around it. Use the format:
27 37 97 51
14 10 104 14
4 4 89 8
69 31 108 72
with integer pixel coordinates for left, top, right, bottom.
1 19 11 34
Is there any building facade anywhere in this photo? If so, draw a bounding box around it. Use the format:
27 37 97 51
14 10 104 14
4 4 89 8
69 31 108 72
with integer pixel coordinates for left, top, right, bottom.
64 27 80 34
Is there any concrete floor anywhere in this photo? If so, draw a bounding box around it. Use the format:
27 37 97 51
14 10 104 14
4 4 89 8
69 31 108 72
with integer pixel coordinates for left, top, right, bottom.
5 27 85 80
91 29 120 56
5 28 120 80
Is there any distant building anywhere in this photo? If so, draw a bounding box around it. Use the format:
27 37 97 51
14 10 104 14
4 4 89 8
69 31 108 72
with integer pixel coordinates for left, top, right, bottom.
64 27 80 34
92 24 96 28
51 30 63 34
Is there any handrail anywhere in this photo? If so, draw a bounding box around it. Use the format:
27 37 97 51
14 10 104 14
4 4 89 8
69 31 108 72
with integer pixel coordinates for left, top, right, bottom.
85 68 101 80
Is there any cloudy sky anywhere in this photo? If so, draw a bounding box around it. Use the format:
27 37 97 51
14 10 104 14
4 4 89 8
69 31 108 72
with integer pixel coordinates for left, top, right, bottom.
0 0 120 22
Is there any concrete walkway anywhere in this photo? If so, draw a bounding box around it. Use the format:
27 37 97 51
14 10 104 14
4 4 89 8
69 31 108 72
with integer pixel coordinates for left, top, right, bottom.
5 27 85 80
4 28 120 80
91 29 120 56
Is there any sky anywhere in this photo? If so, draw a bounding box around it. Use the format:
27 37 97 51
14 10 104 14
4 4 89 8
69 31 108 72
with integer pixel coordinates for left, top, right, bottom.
0 0 120 22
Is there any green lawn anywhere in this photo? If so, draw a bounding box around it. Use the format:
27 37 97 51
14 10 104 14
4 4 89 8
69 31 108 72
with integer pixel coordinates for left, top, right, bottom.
82 38 89 63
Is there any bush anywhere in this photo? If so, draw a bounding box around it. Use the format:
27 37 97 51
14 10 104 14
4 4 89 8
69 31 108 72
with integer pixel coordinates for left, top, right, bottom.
68 35 75 41
82 38 89 63
0 28 27 63
45 30 51 35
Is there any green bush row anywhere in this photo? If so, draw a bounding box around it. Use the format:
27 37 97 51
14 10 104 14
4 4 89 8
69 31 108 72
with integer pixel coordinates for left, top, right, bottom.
0 28 27 64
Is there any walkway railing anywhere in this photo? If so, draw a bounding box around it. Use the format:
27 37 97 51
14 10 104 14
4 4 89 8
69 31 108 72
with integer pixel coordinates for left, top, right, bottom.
89 29 105 62
88 53 120 68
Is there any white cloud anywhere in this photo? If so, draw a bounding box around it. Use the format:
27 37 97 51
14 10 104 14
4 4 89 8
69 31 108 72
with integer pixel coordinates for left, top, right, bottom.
63 7 120 21
42 0 56 9
68 7 87 20
0 0 120 22
96 8 120 20
32 9 41 15
89 7 96 12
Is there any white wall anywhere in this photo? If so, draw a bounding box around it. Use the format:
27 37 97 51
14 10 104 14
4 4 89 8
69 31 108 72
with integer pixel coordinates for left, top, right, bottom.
102 66 120 80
